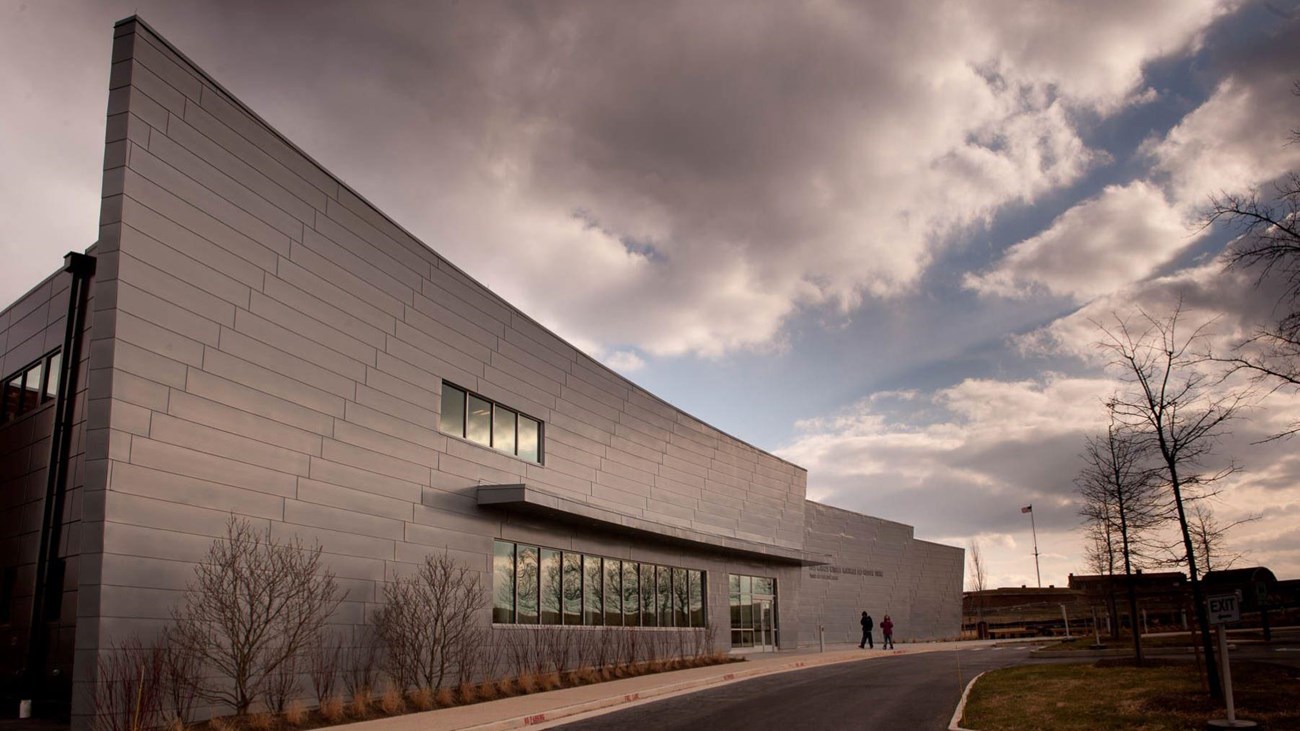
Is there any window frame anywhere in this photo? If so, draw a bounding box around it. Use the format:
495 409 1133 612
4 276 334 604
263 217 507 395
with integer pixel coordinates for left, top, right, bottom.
492 540 707 629
2 349 61 423
439 382 544 464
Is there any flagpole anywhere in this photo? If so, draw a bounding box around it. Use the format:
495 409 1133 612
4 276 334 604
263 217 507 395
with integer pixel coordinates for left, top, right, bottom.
1029 507 1041 588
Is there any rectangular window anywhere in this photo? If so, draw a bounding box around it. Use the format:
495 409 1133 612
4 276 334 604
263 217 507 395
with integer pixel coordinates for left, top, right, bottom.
493 542 706 628
540 549 561 625
640 564 657 627
440 381 543 463
2 376 17 421
467 394 492 446
562 552 583 625
2 351 64 422
43 351 61 400
673 567 689 627
518 416 541 462
657 566 672 627
689 570 705 627
21 362 42 412
493 406 517 455
622 561 640 626
603 559 622 626
493 541 516 623
515 545 539 624
440 383 466 437
584 555 603 626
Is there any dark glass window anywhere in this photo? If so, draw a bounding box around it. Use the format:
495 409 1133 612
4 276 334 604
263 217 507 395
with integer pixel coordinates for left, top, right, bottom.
492 542 706 628
584 556 603 625
439 381 542 463
604 559 622 626
562 552 583 625
657 566 672 627
493 541 515 623
640 564 657 627
516 545 539 624
2 376 19 421
2 350 61 422
540 549 562 625
689 570 705 627
673 568 689 627
440 384 465 437
622 561 640 626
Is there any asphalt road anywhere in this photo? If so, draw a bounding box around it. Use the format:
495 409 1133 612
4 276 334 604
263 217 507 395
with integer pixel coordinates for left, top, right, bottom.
553 644 1043 731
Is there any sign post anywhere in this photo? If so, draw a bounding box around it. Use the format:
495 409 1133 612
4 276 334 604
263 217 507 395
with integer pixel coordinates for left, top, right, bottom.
1206 592 1256 729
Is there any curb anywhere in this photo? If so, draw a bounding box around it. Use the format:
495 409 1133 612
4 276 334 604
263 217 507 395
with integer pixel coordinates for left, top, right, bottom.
947 671 984 731
461 649 906 730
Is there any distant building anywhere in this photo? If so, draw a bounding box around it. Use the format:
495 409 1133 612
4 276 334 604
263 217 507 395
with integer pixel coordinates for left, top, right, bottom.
0 17 963 726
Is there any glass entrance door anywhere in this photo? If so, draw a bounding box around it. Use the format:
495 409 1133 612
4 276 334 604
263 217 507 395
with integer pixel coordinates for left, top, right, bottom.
728 574 778 652
756 599 775 651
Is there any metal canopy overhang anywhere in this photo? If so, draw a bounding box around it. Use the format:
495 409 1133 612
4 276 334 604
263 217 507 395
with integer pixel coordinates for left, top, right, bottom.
477 484 828 566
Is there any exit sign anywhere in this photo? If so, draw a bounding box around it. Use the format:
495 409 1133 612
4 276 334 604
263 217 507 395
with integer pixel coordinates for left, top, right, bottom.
1207 592 1241 624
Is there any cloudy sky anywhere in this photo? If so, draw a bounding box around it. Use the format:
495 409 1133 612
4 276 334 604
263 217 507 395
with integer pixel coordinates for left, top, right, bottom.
4 0 1299 589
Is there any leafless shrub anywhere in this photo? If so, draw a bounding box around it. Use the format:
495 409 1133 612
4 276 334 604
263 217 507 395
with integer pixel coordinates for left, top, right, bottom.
536 626 570 676
342 627 380 697
160 628 201 726
642 630 658 667
494 676 517 698
454 682 475 705
170 518 341 716
92 636 166 731
208 716 235 731
263 649 300 714
375 552 486 693
308 632 343 704
503 628 534 679
517 671 538 694
247 712 275 731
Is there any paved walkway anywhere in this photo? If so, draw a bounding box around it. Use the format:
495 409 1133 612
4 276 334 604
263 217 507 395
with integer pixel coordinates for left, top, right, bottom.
349 640 1002 731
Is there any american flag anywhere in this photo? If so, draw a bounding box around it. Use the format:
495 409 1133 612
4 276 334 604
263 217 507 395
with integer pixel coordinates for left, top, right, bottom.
1021 505 1032 514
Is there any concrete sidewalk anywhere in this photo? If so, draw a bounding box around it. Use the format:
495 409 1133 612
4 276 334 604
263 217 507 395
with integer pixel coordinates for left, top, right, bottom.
348 640 983 731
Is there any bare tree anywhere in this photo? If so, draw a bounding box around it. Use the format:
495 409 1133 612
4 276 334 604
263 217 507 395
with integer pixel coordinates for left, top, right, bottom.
1184 500 1258 577
1097 305 1245 699
1205 85 1300 440
308 632 343 704
375 552 486 693
1076 411 1166 660
966 539 987 635
170 517 342 715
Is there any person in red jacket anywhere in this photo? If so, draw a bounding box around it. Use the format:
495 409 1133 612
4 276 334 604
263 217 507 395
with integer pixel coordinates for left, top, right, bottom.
881 614 895 649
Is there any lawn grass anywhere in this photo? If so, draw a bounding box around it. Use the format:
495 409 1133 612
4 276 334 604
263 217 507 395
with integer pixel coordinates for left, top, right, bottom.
960 660 1300 730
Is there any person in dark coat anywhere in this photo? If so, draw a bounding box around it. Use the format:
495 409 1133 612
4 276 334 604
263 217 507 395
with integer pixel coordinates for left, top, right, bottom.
881 614 895 649
859 611 874 649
